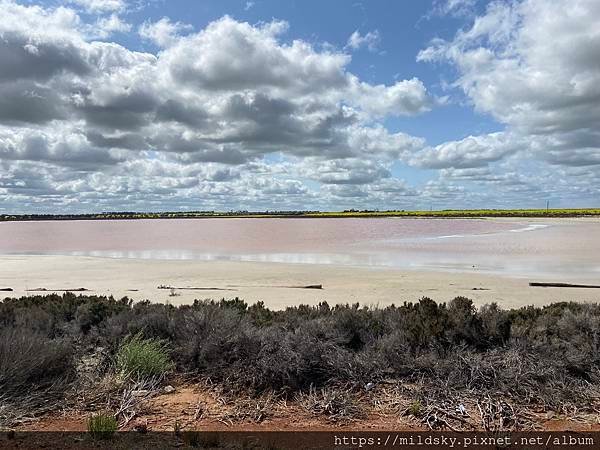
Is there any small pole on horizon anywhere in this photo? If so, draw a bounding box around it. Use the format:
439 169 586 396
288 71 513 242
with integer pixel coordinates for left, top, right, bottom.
546 200 549 211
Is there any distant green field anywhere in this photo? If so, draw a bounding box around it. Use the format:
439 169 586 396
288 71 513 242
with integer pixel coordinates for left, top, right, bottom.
1 208 600 222
302 208 600 218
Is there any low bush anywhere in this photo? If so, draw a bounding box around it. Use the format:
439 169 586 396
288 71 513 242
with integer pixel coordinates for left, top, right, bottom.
3 292 600 424
0 326 73 425
0 327 72 395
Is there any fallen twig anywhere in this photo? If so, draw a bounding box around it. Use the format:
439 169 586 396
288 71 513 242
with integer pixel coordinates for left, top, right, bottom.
114 378 162 428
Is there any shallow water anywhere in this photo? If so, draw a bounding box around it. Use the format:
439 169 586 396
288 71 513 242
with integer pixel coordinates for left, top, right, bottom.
0 218 599 278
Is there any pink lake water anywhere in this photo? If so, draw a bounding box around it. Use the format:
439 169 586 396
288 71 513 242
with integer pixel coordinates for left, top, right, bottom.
0 218 599 279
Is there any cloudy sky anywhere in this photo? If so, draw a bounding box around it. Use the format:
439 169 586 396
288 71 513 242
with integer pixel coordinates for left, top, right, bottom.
0 0 599 213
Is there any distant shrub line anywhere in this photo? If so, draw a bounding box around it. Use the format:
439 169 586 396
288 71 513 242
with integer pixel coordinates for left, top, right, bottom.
1 293 599 425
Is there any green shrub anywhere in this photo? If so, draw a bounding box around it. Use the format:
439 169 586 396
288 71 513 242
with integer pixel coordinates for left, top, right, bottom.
87 412 117 440
248 301 274 326
116 332 173 380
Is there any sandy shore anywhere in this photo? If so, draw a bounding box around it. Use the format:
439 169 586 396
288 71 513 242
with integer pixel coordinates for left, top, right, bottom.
1 254 599 309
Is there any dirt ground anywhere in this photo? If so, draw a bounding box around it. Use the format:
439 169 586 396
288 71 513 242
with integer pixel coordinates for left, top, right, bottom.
14 382 600 433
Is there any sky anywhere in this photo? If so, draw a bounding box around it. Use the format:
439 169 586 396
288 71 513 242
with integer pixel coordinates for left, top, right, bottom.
0 0 599 213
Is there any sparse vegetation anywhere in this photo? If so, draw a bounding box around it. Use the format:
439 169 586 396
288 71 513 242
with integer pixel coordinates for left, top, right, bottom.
1 293 600 429
298 386 365 422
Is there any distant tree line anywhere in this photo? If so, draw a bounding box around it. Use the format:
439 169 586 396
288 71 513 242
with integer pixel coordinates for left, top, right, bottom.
1 208 599 222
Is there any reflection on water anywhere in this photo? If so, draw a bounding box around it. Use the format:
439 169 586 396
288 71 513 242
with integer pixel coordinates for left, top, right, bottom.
1 218 599 279
49 248 598 279
508 224 549 233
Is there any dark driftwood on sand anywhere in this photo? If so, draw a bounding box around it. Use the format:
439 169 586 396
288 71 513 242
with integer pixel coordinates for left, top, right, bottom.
529 282 600 289
227 284 324 290
158 285 237 291
160 284 323 291
290 284 323 290
26 288 90 292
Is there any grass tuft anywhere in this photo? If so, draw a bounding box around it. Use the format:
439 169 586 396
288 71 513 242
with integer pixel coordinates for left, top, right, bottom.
116 332 173 380
87 412 117 440
408 400 423 417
